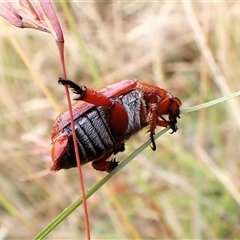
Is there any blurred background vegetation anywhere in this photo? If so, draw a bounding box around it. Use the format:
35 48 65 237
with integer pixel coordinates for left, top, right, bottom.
1 1 240 239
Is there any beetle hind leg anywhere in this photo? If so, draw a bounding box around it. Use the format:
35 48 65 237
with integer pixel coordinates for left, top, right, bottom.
58 78 86 100
108 159 119 172
92 155 119 173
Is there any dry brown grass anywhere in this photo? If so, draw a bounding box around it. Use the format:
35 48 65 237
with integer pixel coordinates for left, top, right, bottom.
1 1 240 239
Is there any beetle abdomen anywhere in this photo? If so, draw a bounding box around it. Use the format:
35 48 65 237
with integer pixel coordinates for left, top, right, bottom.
74 106 117 162
59 106 117 169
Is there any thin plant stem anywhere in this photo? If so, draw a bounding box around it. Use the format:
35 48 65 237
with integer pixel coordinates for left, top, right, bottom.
56 41 91 240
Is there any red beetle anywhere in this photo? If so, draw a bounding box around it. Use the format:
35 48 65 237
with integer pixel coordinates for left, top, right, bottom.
51 78 181 172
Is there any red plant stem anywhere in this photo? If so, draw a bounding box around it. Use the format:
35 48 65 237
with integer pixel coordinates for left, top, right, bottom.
57 41 91 240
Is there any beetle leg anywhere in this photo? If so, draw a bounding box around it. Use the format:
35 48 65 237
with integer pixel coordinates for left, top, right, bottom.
110 102 129 139
150 133 156 151
148 102 173 150
108 159 119 172
59 78 114 106
58 78 86 99
113 142 125 154
156 118 175 134
92 154 119 173
157 116 170 127
158 116 178 133
147 102 158 150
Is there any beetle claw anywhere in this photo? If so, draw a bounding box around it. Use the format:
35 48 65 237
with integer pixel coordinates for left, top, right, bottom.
73 86 87 100
170 123 178 134
58 78 86 100
150 133 156 151
169 119 178 133
107 158 119 173
58 78 80 92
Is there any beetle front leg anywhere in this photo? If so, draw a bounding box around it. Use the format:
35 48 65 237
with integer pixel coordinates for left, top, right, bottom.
158 116 178 133
147 102 159 151
148 102 172 150
149 118 173 151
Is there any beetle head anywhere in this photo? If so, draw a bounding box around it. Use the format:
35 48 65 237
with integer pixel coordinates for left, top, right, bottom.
168 96 181 133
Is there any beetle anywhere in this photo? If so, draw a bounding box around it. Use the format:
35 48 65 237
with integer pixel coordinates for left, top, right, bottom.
51 78 181 173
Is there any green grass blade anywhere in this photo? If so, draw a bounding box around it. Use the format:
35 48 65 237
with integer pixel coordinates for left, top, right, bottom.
182 90 240 114
33 128 168 239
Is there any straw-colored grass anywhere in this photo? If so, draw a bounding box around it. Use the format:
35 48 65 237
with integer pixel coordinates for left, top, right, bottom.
1 1 240 239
